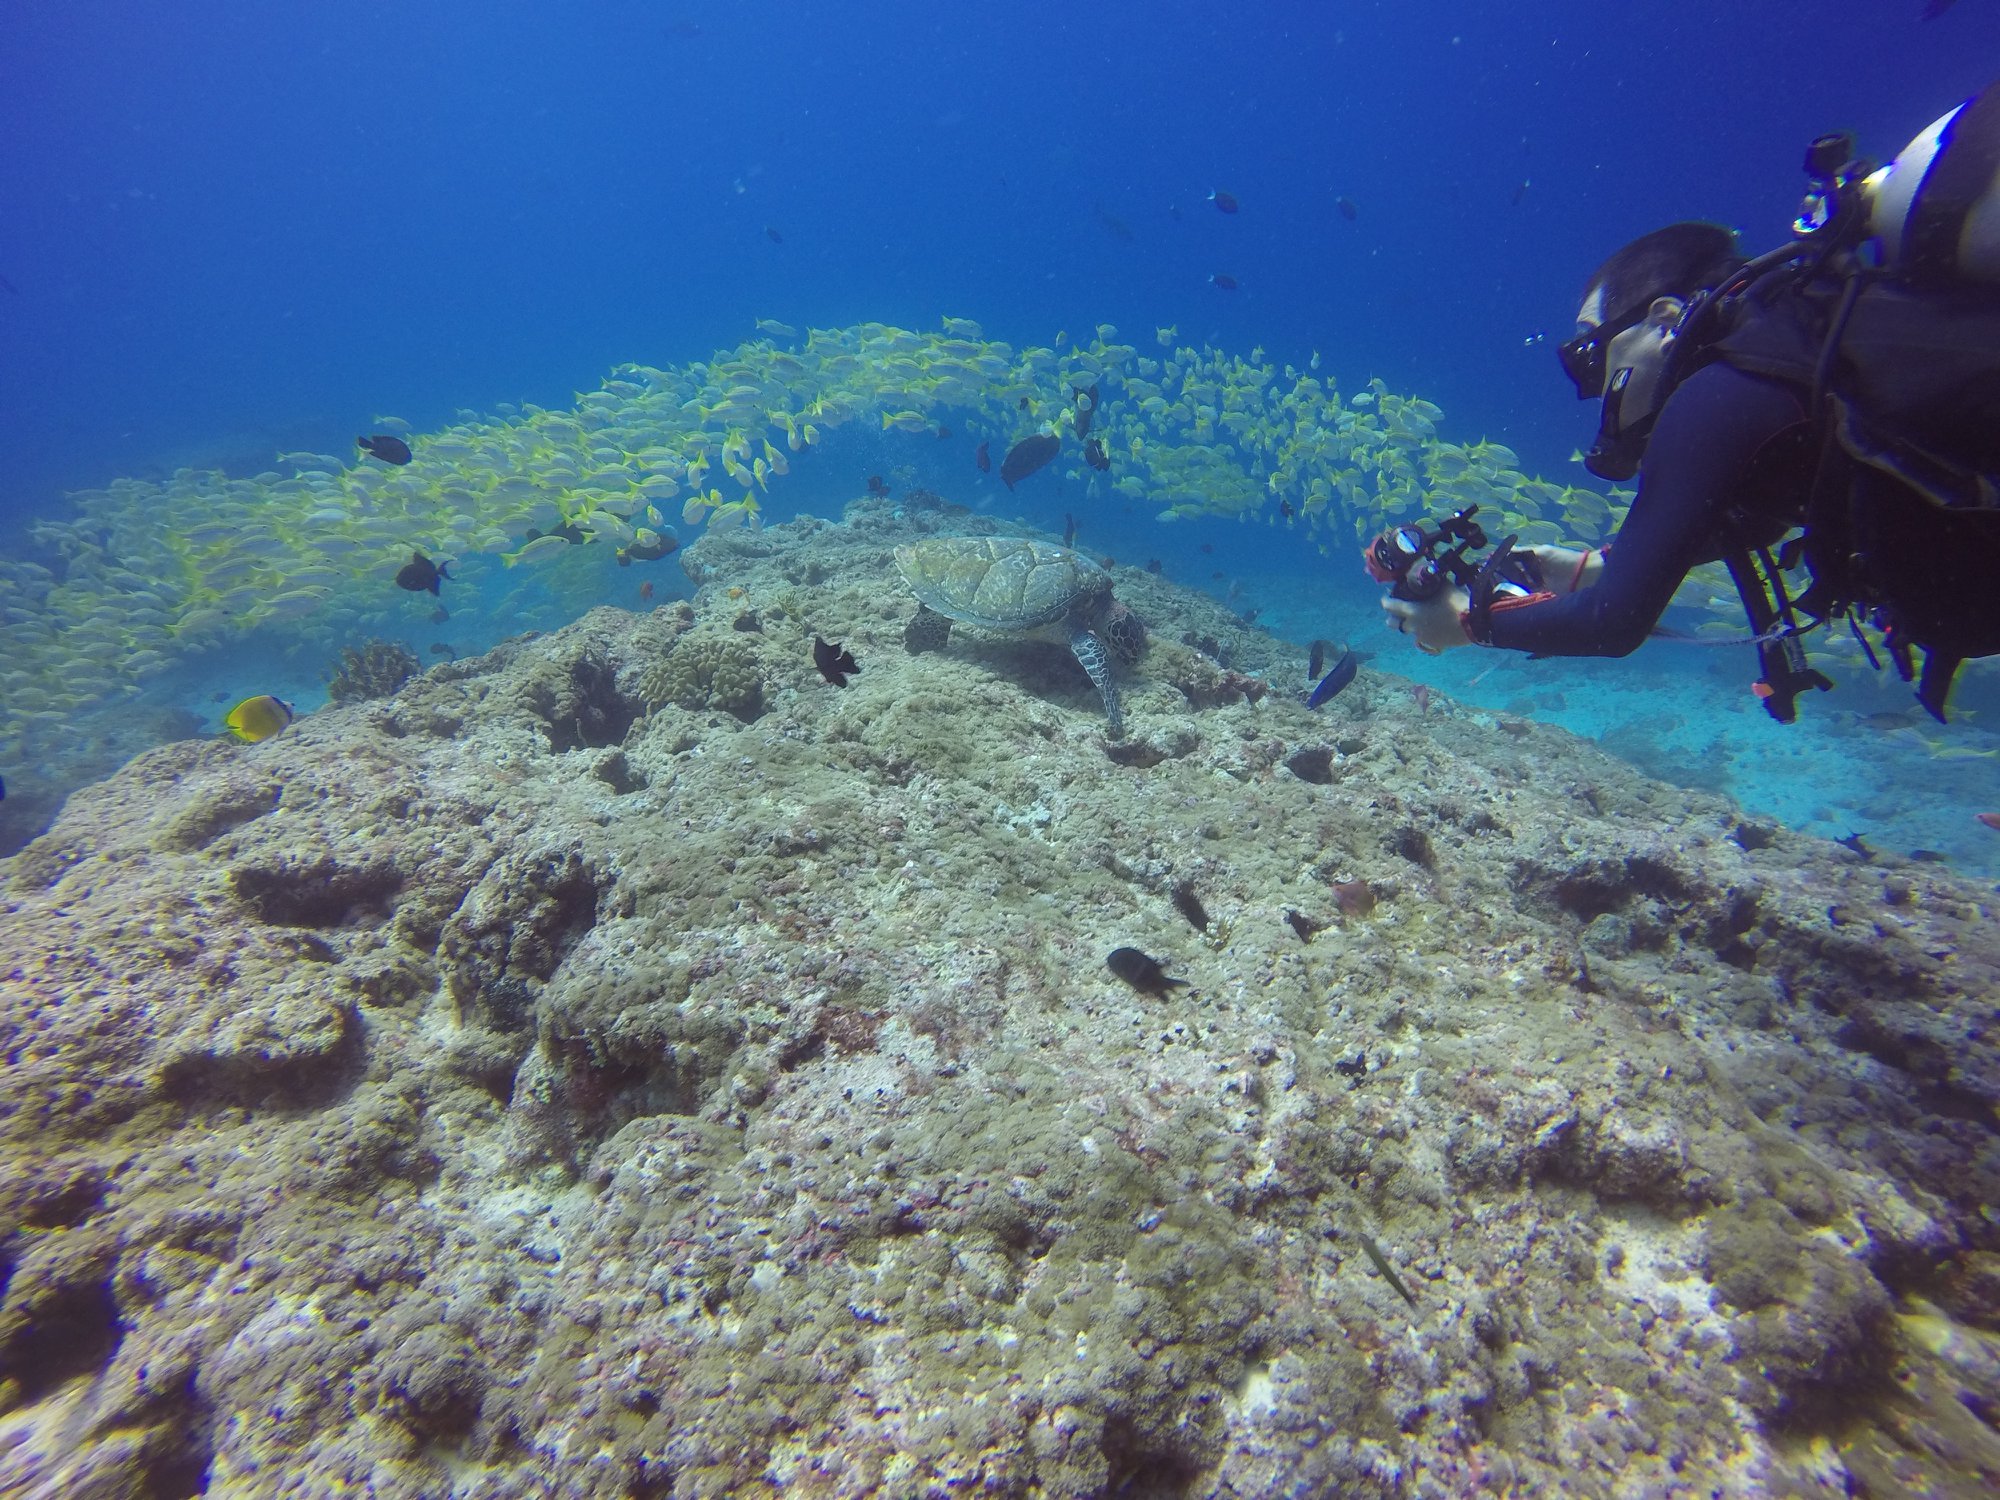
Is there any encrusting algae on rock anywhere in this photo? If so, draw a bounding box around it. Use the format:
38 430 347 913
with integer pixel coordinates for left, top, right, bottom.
2 492 1998 1497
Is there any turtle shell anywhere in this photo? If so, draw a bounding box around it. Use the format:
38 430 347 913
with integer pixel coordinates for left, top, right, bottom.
892 537 1109 631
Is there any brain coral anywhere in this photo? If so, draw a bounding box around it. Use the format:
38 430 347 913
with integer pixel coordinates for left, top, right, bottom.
639 629 764 718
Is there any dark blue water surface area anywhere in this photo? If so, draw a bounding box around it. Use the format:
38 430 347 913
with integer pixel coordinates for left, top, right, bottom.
5 1 1995 516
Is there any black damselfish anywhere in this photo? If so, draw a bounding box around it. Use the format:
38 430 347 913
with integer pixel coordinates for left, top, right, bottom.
813 636 860 687
1073 383 1099 439
358 434 413 465
1106 947 1187 997
1169 881 1209 934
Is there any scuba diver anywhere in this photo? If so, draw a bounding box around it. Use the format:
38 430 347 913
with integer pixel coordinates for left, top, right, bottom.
1377 80 2000 723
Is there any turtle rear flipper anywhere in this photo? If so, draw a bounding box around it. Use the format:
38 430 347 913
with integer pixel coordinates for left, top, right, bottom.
904 602 953 654
1069 627 1123 739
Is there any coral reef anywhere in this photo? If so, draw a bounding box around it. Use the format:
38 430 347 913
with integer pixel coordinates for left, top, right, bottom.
326 639 422 705
3 498 1998 1498
637 625 767 719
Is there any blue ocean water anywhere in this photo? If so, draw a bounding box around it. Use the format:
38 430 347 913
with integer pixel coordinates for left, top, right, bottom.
4 0 2000 862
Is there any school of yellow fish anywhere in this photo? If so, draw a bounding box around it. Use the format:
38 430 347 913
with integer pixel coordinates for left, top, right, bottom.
1 314 1872 774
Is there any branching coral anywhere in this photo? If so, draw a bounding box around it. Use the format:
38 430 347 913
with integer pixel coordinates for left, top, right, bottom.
327 640 421 705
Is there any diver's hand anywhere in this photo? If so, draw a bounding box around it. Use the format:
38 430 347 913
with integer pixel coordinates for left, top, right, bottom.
1381 586 1472 654
1524 544 1604 596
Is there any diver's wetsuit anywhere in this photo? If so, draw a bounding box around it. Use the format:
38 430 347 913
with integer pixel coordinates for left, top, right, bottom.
1487 363 1811 656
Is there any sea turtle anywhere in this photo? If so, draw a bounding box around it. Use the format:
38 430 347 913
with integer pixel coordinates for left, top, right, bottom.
893 536 1127 737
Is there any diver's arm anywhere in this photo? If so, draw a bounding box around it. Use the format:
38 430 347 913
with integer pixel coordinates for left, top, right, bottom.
1527 543 1606 594
1484 364 1804 657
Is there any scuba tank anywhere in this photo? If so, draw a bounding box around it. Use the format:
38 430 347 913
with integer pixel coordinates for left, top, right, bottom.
1862 83 2000 286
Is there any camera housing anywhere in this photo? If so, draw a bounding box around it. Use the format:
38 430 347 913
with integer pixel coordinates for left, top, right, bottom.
1364 507 1490 601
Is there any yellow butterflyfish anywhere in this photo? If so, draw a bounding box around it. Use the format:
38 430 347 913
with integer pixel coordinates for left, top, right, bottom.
225 694 293 744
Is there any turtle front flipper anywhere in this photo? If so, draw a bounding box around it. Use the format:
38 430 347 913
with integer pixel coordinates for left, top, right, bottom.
1069 627 1123 738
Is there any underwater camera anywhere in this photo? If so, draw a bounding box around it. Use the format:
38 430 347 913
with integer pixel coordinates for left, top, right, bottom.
1364 505 1540 602
1793 130 1876 251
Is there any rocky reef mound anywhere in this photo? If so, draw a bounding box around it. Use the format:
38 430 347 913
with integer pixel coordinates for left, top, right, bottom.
3 498 1998 1498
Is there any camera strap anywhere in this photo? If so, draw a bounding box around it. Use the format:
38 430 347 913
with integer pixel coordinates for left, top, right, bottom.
1461 537 1553 645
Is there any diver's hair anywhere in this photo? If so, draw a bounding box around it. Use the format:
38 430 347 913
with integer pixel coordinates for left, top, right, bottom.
1582 222 1743 327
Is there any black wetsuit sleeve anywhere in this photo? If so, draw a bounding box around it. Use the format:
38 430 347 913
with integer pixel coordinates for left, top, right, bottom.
1487 363 1807 657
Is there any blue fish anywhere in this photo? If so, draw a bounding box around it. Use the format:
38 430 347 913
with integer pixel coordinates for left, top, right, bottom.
1305 648 1358 708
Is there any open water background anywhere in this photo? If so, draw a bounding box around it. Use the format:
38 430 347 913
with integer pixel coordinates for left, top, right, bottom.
4 0 2000 866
